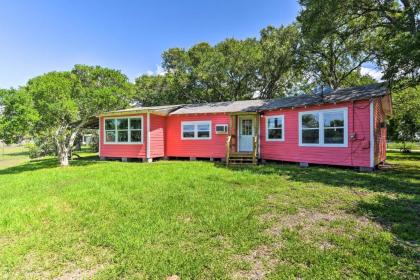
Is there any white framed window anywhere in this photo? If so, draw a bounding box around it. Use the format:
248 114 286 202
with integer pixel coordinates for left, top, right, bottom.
299 108 348 147
181 121 211 140
266 115 285 141
215 124 228 134
104 116 143 144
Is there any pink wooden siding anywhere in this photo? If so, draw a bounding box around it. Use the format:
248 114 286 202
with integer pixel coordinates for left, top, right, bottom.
99 114 147 159
260 100 372 167
150 114 166 158
166 114 230 158
99 98 387 167
374 98 387 164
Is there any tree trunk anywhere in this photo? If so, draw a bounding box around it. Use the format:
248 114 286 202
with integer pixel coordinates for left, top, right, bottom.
54 123 84 167
59 147 69 166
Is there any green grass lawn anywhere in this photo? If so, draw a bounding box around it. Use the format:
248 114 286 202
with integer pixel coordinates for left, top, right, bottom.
0 145 29 170
0 152 419 279
387 142 420 151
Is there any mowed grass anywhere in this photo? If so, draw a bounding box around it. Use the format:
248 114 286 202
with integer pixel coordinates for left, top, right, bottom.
387 142 420 151
0 145 29 170
0 152 419 279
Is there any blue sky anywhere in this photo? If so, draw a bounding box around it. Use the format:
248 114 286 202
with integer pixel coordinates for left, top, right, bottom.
0 0 300 88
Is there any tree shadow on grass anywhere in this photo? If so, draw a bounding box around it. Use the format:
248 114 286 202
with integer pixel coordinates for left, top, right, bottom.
222 153 420 195
0 155 101 176
219 152 420 247
356 195 420 243
354 194 420 272
1 150 29 157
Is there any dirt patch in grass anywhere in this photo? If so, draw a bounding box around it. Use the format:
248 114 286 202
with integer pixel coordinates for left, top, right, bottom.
5 243 113 280
0 236 14 250
265 209 376 237
215 235 233 250
232 245 281 280
233 195 383 279
54 264 105 280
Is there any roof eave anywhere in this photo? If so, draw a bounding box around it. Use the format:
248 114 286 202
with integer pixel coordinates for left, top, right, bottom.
100 109 170 117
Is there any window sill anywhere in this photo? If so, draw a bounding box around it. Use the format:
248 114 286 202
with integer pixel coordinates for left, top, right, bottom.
181 138 212 140
266 138 285 142
299 143 348 148
104 142 144 145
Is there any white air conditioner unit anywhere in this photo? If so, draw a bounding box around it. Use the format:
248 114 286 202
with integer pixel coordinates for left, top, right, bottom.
215 124 228 134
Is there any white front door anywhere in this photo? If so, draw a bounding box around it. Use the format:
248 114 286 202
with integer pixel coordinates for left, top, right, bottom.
238 117 254 152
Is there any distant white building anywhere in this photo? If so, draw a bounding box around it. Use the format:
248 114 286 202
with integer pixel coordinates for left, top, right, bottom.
82 134 93 145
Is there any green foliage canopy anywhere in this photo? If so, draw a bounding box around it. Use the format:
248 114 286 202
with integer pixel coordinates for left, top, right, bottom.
1 65 133 166
135 25 305 106
297 0 419 88
0 88 39 144
388 86 420 145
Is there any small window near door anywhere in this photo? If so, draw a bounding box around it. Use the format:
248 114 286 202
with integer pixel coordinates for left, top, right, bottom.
266 115 284 141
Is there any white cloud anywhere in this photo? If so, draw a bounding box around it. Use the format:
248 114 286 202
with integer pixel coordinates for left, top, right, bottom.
155 65 166 76
360 66 383 81
144 65 166 76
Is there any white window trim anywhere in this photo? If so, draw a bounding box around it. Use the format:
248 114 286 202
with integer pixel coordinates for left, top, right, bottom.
104 116 144 144
298 107 348 147
370 101 374 167
215 124 229 134
266 115 285 141
181 121 212 140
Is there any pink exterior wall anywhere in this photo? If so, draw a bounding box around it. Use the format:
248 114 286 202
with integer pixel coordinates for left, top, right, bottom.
165 114 230 158
374 98 387 164
99 114 147 159
99 98 386 167
260 100 372 167
150 114 166 158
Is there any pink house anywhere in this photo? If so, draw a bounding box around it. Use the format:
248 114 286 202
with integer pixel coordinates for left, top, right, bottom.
99 84 392 170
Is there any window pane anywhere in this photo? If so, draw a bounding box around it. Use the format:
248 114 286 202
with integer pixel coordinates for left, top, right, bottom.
106 131 115 142
324 112 344 127
268 117 282 129
130 118 142 129
324 128 344 144
302 129 319 144
117 119 128 130
118 131 128 142
198 131 210 138
197 124 210 131
241 120 252 135
302 114 319 128
183 124 194 131
105 119 115 130
131 130 142 142
268 129 282 139
183 131 195 138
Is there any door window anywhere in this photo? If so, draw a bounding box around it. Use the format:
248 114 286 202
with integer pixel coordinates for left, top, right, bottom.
241 119 253 135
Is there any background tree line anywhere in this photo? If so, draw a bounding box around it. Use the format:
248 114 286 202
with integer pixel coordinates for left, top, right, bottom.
0 0 418 165
135 0 419 105
134 24 378 106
